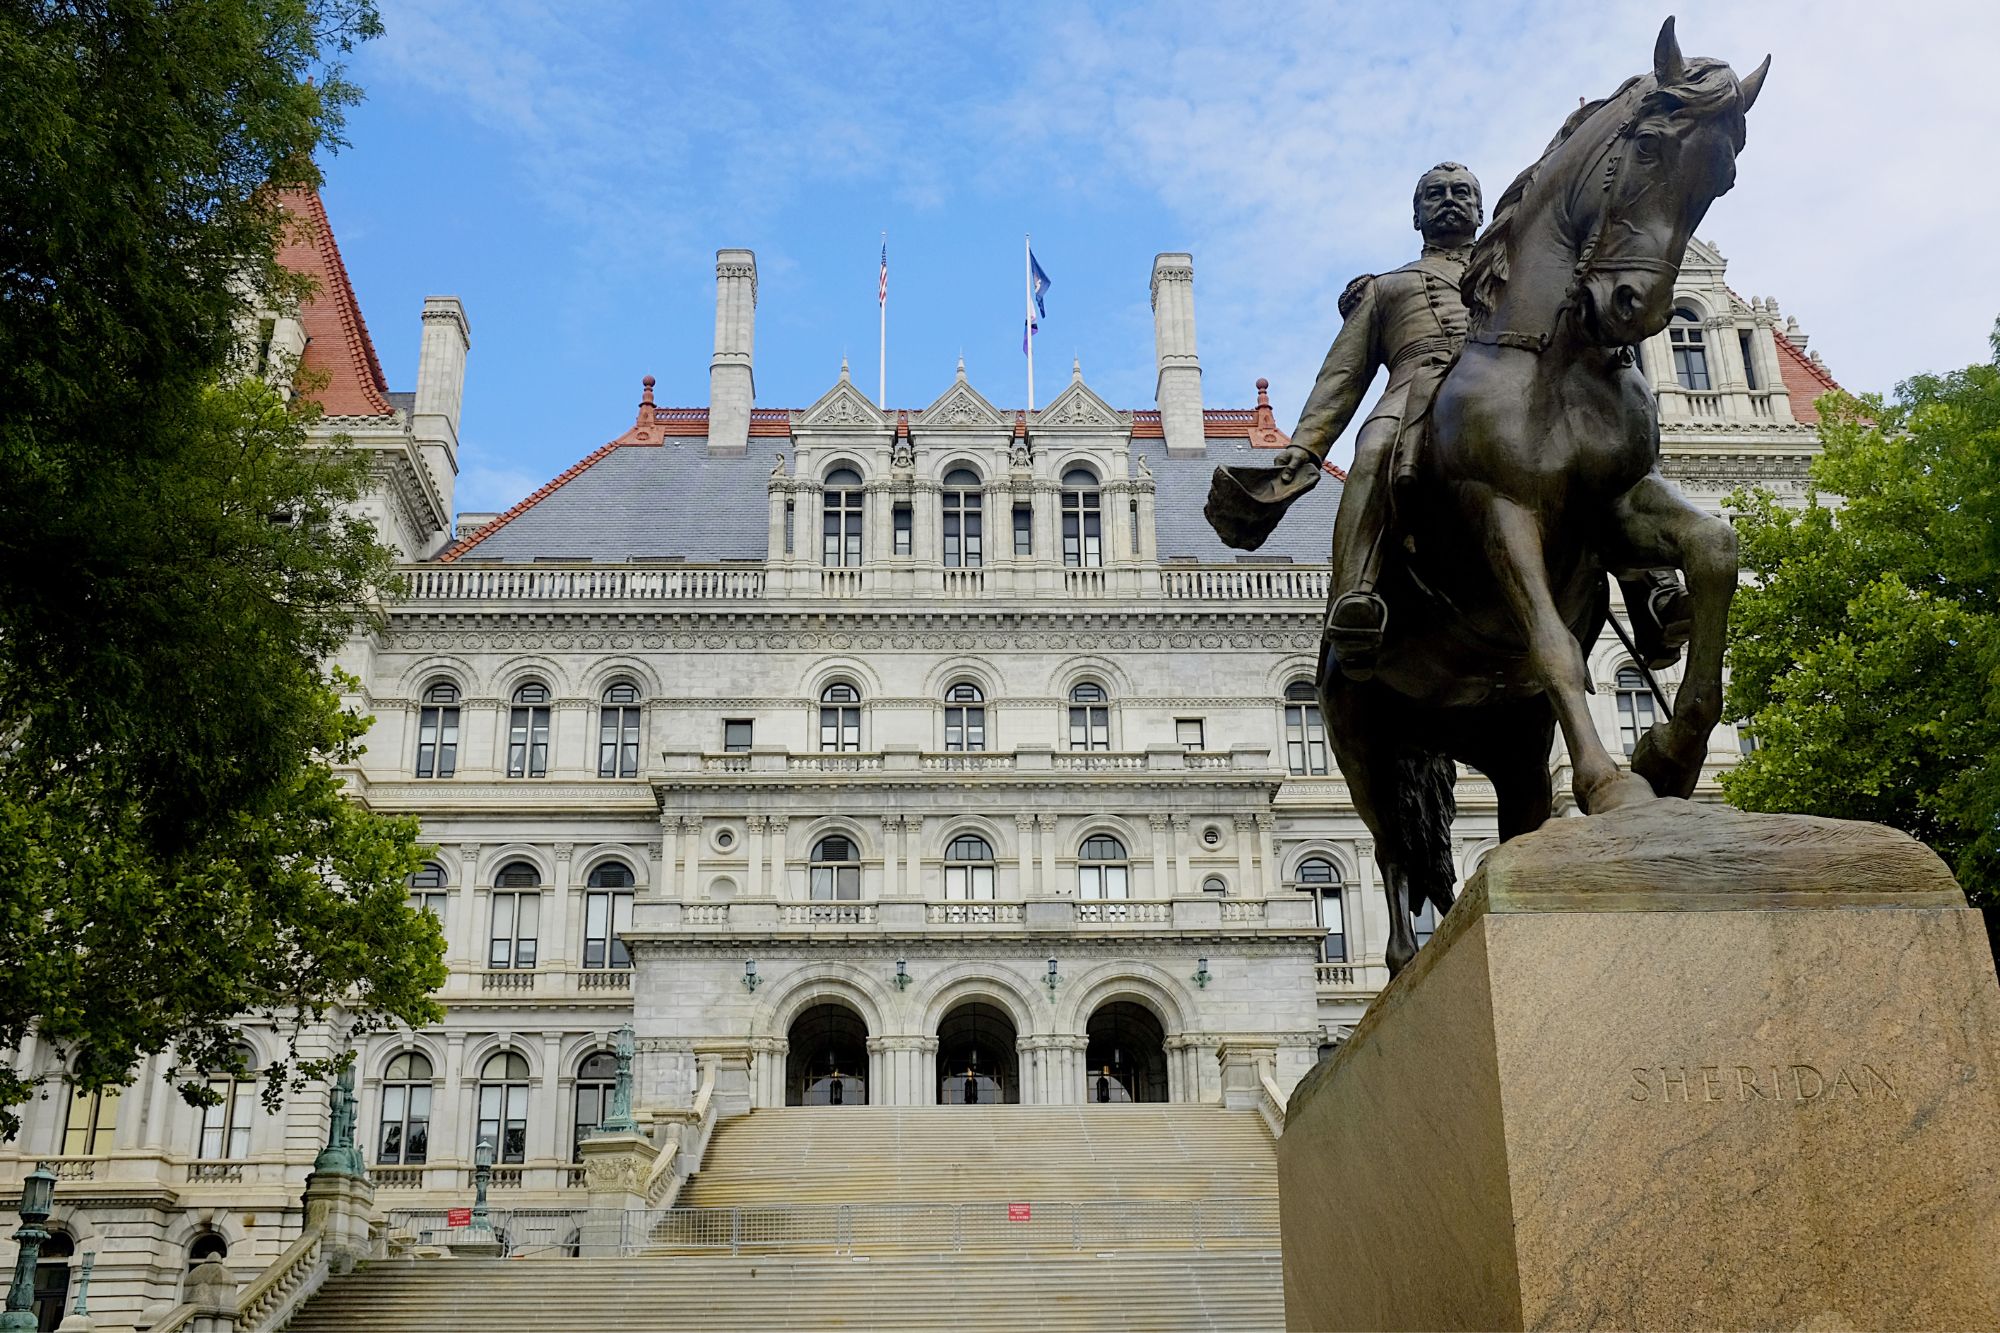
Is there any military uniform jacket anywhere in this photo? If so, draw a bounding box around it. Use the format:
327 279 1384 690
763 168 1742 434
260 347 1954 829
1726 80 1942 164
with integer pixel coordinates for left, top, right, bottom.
1292 245 1473 466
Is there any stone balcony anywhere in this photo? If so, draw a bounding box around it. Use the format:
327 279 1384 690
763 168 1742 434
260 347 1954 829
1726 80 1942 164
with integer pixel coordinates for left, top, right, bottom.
635 894 1316 942
668 747 1275 781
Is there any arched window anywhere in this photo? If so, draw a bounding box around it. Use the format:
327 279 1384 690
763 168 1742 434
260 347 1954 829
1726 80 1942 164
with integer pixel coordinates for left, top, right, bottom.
942 468 984 568
1068 682 1110 752
1061 468 1103 568
187 1232 228 1269
1283 680 1329 776
810 836 861 902
1077 834 1131 919
62 1077 120 1156
477 1051 531 1165
1298 858 1346 963
198 1044 257 1161
943 834 996 921
822 467 864 567
583 861 635 970
1615 665 1656 756
415 680 460 779
489 861 541 969
507 682 551 778
819 682 861 752
377 1051 433 1165
33 1231 73 1327
407 861 448 919
1668 308 1710 391
598 681 641 779
944 682 986 753
572 1051 617 1160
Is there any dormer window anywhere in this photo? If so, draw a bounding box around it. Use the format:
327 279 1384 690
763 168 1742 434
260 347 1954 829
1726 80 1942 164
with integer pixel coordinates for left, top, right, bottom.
943 468 984 568
1668 308 1710 391
823 467 864 567
1061 468 1103 568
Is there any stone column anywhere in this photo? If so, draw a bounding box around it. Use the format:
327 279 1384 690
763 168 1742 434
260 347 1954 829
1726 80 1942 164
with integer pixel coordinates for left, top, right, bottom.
744 816 767 899
880 815 901 899
454 845 482 970
768 815 789 900
1256 814 1280 897
1148 813 1172 899
1171 815 1193 897
658 816 684 901
538 1032 563 1165
1014 813 1037 899
1039 814 1061 896
1233 814 1258 897
682 817 704 899
1133 476 1159 564
1351 838 1378 963
903 816 924 900
547 843 574 968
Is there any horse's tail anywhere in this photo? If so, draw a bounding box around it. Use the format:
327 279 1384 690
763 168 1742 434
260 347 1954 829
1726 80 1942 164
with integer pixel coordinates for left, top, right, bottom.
1390 748 1459 919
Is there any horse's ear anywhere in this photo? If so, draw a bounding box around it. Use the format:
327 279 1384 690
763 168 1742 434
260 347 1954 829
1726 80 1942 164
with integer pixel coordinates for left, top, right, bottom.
1739 55 1771 113
1653 16 1686 86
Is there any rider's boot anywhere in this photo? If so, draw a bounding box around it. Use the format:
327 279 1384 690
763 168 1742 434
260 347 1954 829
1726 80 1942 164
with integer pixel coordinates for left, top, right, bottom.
1326 589 1389 681
1621 570 1690 671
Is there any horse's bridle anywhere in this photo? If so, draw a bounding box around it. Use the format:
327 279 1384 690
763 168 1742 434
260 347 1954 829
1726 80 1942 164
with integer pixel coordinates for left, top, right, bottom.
1467 107 1677 356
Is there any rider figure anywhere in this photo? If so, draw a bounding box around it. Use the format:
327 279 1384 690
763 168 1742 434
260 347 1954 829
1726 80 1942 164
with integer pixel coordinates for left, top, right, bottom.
1272 163 1481 679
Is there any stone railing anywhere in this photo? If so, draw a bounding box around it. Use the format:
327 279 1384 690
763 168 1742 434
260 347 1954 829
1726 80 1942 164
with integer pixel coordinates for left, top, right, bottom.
405 564 765 602
373 1165 424 1189
655 895 1316 935
1050 752 1147 772
925 903 1026 924
142 1224 329 1333
44 1156 97 1181
668 748 1277 779
186 1159 246 1183
787 753 883 773
1075 899 1173 924
778 903 877 925
1160 566 1330 601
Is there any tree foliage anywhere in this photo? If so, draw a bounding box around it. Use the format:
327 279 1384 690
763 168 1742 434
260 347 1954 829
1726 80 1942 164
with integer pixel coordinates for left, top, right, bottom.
0 1 443 1134
1724 323 2000 903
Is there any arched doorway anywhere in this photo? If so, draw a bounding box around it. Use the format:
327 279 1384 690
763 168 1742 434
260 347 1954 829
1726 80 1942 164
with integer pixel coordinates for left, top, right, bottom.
33 1231 73 1330
1085 1001 1170 1103
936 1001 1019 1104
786 1002 869 1106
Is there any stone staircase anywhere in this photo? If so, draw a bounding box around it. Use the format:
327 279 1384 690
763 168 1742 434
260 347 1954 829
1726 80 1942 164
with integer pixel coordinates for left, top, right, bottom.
288 1106 1283 1331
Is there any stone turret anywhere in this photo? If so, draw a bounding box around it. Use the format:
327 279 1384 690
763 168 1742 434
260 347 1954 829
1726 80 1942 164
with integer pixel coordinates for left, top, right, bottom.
1150 252 1205 458
709 249 758 456
413 295 470 520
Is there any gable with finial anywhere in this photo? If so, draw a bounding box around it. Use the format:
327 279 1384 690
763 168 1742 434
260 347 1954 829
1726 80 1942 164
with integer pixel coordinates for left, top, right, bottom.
918 359 1007 430
799 359 886 429
1036 361 1125 431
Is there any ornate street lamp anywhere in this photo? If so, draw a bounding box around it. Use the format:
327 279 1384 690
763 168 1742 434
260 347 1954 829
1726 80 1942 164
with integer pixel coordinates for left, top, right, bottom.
1194 956 1211 989
893 958 911 990
1045 955 1061 996
742 959 760 991
1 1162 58 1332
470 1139 495 1233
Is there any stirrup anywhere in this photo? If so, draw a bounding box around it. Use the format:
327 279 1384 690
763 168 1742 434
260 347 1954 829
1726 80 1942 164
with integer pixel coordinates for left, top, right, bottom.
1635 582 1691 670
1327 592 1388 679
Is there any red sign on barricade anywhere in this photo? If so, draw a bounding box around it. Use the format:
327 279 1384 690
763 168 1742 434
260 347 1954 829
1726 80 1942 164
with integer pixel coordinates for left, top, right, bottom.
446 1207 472 1228
1007 1203 1031 1222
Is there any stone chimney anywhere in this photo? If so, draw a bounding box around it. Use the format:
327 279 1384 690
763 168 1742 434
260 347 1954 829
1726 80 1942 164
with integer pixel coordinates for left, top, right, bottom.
709 248 758 456
412 295 471 521
1150 252 1205 457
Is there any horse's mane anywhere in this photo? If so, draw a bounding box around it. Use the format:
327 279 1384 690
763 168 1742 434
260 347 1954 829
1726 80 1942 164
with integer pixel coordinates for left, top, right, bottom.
1463 59 1749 332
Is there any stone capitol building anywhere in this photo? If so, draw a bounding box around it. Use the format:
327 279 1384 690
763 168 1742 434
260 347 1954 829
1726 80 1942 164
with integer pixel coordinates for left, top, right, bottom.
0 189 1842 1325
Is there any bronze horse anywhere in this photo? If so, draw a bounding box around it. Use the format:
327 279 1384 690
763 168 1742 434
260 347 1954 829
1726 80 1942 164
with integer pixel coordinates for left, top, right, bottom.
1319 21 1768 976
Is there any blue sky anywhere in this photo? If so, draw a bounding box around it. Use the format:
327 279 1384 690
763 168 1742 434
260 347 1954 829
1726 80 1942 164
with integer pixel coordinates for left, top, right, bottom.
318 1 2000 515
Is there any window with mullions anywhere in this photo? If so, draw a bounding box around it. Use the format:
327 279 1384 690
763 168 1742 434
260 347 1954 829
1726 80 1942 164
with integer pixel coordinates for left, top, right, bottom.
1283 680 1329 776
377 1051 433 1165
1668 308 1710 391
1013 504 1033 557
197 1045 257 1160
823 467 864 566
489 861 542 969
892 504 912 557
407 862 448 919
1068 682 1110 751
810 836 861 901
942 468 984 568
1061 468 1103 568
944 835 996 921
1077 834 1131 918
507 683 551 778
583 861 635 969
819 683 861 752
476 1051 530 1164
1298 858 1346 962
572 1051 617 1160
415 681 460 778
944 682 986 752
1614 665 1656 756
598 681 640 778
62 1080 120 1156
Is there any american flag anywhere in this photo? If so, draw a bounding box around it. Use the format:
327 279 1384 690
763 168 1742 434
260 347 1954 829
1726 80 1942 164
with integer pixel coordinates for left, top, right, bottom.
878 239 888 307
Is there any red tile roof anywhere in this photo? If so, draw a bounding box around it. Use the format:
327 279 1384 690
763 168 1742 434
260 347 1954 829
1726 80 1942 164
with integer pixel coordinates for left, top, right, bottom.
275 190 396 417
1773 331 1841 425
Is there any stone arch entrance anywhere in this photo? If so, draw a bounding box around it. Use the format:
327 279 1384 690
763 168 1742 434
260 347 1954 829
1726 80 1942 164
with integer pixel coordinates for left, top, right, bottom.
936 1001 1019 1104
786 1002 869 1106
1085 1000 1170 1103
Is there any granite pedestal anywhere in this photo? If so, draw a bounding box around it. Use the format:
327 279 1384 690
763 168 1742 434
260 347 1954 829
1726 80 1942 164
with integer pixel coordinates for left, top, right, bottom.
1279 799 2000 1332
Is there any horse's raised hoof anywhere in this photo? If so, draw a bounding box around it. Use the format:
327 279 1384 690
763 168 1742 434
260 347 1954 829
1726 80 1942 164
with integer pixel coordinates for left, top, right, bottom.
1579 772 1656 815
1632 722 1703 799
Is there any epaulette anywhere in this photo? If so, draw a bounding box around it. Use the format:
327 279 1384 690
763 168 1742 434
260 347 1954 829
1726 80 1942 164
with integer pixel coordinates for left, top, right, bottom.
1337 273 1375 320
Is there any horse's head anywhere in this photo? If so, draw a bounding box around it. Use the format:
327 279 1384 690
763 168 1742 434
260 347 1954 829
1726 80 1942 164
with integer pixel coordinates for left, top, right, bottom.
1572 19 1769 346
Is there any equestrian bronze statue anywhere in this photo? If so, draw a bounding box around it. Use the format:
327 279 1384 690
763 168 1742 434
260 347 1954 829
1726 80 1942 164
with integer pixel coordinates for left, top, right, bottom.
1208 18 1768 975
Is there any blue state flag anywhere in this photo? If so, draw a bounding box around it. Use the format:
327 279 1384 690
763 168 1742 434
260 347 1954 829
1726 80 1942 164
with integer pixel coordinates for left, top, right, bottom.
1030 252 1052 319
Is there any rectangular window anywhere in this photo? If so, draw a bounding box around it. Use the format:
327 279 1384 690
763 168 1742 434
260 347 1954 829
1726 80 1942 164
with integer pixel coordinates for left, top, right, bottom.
488 892 540 969
408 890 448 919
723 719 754 752
892 504 913 557
944 506 982 567
62 1085 120 1156
1739 330 1758 391
507 705 550 778
1013 504 1033 557
378 1084 432 1165
476 1083 528 1164
819 705 860 752
598 705 640 778
1062 498 1103 567
1176 718 1205 752
783 500 795 555
583 890 635 969
1077 863 1130 904
415 705 459 778
1131 500 1141 554
809 864 861 900
1285 703 1330 776
1068 705 1110 752
1321 890 1347 963
944 705 986 752
199 1078 254 1160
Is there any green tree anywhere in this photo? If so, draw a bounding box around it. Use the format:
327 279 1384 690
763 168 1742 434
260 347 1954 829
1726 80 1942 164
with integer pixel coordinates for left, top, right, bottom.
1724 322 2000 903
0 1 443 1134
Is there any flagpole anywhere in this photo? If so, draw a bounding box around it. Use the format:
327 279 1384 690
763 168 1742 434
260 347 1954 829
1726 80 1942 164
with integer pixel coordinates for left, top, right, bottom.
1025 233 1035 412
878 231 887 410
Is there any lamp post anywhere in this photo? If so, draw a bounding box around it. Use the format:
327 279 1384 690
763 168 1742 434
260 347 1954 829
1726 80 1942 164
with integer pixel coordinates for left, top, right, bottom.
1045 955 1061 997
470 1139 494 1233
1193 956 1211 989
1 1162 57 1332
